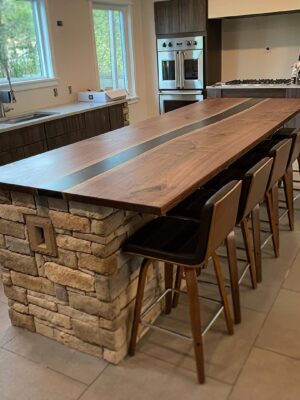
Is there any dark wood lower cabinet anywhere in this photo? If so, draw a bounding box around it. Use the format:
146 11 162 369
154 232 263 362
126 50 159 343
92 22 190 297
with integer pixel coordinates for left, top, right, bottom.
85 107 111 138
0 102 127 166
109 104 126 131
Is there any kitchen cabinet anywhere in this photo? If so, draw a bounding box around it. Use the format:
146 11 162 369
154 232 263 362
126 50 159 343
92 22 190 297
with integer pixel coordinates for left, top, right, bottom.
154 0 180 35
0 102 127 166
45 114 87 151
85 107 111 138
154 0 207 36
179 0 207 33
0 124 47 166
109 104 126 131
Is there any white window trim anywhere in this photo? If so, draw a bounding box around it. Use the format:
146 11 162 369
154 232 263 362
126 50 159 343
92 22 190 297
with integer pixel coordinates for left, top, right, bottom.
0 78 59 92
91 1 136 97
0 0 56 91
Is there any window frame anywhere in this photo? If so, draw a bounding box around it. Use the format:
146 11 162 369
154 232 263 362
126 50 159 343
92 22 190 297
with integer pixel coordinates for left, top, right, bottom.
92 1 136 97
0 0 57 91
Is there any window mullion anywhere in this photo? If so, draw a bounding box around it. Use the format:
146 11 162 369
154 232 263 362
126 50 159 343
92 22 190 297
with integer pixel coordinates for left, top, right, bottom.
32 0 46 77
108 10 118 89
119 12 128 90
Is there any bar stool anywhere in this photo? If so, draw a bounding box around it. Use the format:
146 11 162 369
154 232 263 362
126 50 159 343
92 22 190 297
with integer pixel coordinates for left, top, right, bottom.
272 128 300 231
168 157 273 322
233 139 293 259
122 180 242 384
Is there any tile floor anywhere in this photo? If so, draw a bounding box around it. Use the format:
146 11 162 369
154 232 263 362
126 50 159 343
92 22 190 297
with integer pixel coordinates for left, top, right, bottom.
0 190 300 400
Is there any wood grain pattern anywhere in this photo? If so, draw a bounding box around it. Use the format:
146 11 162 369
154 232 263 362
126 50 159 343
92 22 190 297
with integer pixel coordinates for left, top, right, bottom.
0 98 299 215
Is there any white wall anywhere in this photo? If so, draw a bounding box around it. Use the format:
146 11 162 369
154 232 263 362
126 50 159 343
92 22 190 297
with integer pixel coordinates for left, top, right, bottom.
9 0 159 123
10 0 99 115
209 0 300 18
222 13 300 81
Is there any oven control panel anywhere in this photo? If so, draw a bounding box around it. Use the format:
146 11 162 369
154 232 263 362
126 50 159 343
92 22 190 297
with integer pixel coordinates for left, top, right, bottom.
157 36 204 52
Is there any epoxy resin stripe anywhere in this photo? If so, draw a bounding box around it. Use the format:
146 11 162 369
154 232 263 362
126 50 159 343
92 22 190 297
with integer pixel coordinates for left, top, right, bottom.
44 98 264 192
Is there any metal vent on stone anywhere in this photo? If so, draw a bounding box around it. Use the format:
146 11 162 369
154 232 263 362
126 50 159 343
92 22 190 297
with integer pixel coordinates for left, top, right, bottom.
26 215 57 256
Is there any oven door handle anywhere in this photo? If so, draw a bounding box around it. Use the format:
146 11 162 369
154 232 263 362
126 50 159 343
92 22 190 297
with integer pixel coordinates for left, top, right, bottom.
175 52 181 89
179 51 185 89
197 50 204 85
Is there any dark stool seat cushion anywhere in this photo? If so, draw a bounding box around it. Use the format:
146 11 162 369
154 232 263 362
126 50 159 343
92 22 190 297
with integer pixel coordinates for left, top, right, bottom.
168 189 216 220
169 163 264 223
123 216 208 266
273 128 300 165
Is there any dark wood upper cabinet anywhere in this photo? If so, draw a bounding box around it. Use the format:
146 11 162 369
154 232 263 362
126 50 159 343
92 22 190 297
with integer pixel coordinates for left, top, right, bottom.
154 0 207 36
179 0 207 33
154 0 180 35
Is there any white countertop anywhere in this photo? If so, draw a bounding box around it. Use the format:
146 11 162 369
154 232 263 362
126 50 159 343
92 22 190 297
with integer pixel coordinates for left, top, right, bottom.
0 98 129 133
207 84 300 90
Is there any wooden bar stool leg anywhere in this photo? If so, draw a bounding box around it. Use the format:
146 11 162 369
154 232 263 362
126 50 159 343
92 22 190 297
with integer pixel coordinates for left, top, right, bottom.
225 231 241 324
283 167 294 231
251 204 262 283
271 183 280 251
173 266 184 308
265 190 280 258
212 253 234 335
241 218 257 289
184 267 205 384
129 259 151 356
164 263 174 314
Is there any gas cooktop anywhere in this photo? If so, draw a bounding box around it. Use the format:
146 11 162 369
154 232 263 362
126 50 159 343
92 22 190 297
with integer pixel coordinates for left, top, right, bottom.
225 79 291 85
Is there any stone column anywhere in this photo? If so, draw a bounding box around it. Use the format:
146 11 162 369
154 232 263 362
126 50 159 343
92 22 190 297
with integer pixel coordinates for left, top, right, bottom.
0 188 163 364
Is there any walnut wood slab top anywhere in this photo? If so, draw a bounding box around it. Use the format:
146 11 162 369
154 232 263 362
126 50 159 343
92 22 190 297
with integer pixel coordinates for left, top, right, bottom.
0 98 299 215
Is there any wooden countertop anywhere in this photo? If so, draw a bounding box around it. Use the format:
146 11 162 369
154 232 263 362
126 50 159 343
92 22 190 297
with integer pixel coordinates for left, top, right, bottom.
0 98 299 215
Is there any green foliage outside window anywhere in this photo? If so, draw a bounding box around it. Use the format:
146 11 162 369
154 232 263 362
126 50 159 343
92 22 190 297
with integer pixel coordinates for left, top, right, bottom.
93 8 126 90
0 0 42 81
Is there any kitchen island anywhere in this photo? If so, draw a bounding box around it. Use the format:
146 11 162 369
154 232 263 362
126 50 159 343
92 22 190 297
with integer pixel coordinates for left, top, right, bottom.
0 98 299 364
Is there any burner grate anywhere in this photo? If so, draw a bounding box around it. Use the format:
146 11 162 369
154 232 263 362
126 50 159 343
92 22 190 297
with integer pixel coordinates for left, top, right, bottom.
225 79 291 85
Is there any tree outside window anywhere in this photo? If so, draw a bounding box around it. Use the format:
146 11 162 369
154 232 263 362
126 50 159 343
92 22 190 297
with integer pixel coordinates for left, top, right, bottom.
0 0 53 83
93 4 134 94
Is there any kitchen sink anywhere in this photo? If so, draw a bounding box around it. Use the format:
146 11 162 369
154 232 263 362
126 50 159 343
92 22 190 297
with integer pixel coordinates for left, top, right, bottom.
0 112 58 125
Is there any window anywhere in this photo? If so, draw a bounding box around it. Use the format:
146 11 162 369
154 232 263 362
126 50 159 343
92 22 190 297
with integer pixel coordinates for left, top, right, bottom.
92 2 135 95
0 0 53 84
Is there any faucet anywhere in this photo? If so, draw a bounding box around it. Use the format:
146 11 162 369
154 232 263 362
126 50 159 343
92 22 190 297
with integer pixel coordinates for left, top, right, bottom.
0 96 14 118
0 59 16 119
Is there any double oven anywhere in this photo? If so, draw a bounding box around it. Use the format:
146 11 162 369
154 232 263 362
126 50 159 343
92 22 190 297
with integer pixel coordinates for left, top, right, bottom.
157 36 204 113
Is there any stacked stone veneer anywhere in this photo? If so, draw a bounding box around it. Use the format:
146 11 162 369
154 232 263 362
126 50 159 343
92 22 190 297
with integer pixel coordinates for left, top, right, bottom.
0 188 164 364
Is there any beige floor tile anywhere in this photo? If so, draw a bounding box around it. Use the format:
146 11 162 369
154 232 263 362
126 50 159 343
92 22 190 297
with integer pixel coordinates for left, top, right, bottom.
4 329 107 384
80 352 232 400
256 289 300 360
0 302 19 347
283 249 300 292
0 348 85 400
239 230 300 313
230 348 300 400
138 299 265 385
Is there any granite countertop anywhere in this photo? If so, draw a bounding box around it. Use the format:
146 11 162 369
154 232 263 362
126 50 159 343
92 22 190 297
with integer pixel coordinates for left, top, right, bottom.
207 84 300 90
0 98 129 133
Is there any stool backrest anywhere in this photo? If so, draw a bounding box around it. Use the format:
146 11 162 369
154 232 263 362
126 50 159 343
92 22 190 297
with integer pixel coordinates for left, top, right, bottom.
289 130 300 168
201 180 242 259
267 139 292 190
241 157 274 219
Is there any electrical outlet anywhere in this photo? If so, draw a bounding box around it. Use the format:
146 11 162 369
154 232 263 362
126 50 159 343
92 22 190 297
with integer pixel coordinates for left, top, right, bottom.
68 85 72 95
53 88 58 97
